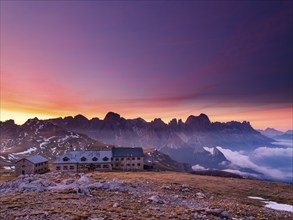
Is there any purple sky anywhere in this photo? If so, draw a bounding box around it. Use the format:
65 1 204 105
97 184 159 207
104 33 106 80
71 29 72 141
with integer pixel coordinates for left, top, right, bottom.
1 1 293 130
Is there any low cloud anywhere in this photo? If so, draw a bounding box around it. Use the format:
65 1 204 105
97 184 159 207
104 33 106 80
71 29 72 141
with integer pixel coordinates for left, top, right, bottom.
217 147 292 182
192 164 207 171
253 147 293 158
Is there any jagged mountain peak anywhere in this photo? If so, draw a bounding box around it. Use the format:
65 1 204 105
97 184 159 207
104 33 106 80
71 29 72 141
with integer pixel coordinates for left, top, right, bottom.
185 114 211 130
150 118 166 128
74 114 89 121
104 112 121 121
0 119 17 128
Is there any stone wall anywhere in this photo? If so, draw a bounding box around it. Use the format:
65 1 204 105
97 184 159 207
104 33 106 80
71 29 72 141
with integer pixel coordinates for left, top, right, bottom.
112 156 144 170
15 159 48 176
15 159 35 176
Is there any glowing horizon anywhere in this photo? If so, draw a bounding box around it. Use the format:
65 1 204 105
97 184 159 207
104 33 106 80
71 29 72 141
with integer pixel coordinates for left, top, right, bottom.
1 1 292 132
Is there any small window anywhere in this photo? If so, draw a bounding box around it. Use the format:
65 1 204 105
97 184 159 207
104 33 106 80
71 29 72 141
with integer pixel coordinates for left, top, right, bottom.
102 157 109 161
70 166 75 170
22 165 25 168
92 157 98 161
103 165 109 168
127 164 130 166
132 157 135 160
121 158 124 161
63 166 68 170
96 165 101 168
127 158 130 160
137 163 141 166
56 166 61 170
115 158 119 161
81 157 87 161
115 164 119 167
63 157 69 162
132 164 135 166
137 157 140 160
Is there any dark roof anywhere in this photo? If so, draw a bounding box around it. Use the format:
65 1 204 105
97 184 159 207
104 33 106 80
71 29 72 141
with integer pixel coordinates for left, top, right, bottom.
112 147 144 157
24 155 48 164
54 150 112 164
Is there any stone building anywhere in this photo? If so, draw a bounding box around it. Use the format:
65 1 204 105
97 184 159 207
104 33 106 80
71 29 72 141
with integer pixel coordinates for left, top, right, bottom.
15 155 49 176
53 150 113 172
112 147 144 171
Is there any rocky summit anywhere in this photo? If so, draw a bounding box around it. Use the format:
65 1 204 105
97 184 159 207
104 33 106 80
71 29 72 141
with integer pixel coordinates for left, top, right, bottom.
0 172 292 219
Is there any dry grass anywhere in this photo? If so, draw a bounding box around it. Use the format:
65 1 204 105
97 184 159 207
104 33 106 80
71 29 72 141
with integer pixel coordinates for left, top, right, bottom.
93 171 293 204
0 171 292 219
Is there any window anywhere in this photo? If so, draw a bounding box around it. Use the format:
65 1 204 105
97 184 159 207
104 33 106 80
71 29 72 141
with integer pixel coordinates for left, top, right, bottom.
70 166 75 170
92 157 98 161
115 158 119 161
56 166 61 170
132 157 135 160
127 164 130 166
63 166 68 170
137 157 141 160
81 157 87 161
63 157 69 162
102 157 109 161
115 164 119 167
121 158 124 161
103 165 109 168
132 164 135 166
96 165 101 168
22 165 26 168
137 163 141 166
127 158 130 160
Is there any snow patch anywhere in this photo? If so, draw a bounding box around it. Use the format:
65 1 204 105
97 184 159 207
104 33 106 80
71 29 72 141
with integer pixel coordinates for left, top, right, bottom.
14 147 37 155
203 147 213 154
265 201 293 212
0 156 6 160
248 196 265 201
248 196 293 212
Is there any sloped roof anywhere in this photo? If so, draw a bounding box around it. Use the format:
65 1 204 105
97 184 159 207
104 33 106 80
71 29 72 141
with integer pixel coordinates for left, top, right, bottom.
54 150 112 164
112 147 144 157
25 155 48 164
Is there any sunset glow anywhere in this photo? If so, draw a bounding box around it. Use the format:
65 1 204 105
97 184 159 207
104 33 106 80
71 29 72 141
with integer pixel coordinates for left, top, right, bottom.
1 1 292 131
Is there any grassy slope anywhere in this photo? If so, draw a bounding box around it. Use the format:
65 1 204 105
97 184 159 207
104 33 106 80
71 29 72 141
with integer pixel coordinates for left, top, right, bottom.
95 172 293 204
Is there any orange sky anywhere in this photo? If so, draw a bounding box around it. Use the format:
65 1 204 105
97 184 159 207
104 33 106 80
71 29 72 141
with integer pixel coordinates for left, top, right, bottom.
1 1 292 132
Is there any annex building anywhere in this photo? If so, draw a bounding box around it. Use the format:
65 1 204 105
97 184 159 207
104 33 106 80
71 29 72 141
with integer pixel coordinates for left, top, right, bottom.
15 155 49 176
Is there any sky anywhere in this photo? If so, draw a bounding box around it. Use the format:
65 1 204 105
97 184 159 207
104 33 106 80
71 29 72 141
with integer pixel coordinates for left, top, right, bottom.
1 1 292 131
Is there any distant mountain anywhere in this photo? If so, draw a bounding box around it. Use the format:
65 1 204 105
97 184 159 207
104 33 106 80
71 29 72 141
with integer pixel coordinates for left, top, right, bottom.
259 128 293 140
44 112 273 170
47 112 273 150
275 130 293 140
258 128 284 139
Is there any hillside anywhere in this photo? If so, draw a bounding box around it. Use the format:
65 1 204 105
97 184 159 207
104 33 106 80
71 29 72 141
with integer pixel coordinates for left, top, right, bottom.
0 118 106 165
0 172 292 219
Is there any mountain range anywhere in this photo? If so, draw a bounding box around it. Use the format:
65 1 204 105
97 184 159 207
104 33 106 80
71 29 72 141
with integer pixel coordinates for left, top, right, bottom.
45 112 273 167
1 112 275 176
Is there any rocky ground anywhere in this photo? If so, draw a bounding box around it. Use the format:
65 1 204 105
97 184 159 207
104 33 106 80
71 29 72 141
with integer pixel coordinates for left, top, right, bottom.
0 171 292 219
